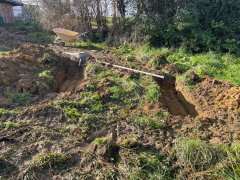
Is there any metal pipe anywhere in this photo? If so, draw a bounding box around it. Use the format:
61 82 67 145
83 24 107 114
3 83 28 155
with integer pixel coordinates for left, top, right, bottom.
96 60 164 79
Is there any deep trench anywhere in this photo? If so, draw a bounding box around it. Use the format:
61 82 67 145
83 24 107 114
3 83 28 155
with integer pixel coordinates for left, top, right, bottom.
54 62 197 117
154 76 198 118
54 63 85 93
57 71 84 92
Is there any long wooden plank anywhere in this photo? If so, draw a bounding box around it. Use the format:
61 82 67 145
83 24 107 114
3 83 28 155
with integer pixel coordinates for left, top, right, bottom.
96 60 164 79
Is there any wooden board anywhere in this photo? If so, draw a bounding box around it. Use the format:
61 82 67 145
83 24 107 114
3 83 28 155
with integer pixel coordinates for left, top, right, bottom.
0 3 14 24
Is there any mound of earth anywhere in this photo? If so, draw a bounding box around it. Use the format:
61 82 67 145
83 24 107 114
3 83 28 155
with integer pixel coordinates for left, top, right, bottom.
216 87 240 111
176 75 233 119
172 74 240 143
0 44 82 97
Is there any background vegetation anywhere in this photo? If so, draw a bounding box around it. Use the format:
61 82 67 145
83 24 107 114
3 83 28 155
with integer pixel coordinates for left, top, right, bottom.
28 0 240 55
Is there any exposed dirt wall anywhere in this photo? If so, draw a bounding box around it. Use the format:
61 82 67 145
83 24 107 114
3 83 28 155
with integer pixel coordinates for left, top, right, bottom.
0 44 82 96
175 75 233 120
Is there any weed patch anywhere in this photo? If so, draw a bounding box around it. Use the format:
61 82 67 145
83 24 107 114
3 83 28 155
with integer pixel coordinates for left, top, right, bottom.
0 45 13 57
146 84 162 101
41 53 54 64
39 70 55 87
220 143 240 179
119 150 171 179
4 121 20 130
4 92 32 106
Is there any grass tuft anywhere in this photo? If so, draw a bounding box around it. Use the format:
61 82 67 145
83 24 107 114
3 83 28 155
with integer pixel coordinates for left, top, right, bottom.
32 153 71 170
174 138 224 173
146 84 162 101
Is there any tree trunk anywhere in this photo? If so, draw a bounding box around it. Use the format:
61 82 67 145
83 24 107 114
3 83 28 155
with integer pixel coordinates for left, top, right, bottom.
96 0 102 29
117 0 125 17
112 0 116 18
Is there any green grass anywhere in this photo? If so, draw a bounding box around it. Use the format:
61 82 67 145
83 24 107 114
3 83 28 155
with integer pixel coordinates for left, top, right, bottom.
174 138 224 172
167 47 240 86
172 138 240 179
84 62 165 130
32 152 71 170
119 150 171 179
119 43 240 86
126 114 166 130
130 43 170 63
74 40 116 51
6 20 36 29
220 143 240 179
146 84 162 101
28 31 54 42
54 62 164 131
39 70 55 87
177 71 199 90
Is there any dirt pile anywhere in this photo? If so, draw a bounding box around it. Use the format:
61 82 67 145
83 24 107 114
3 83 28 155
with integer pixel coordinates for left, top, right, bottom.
216 87 240 111
176 75 233 118
0 44 82 96
169 74 240 143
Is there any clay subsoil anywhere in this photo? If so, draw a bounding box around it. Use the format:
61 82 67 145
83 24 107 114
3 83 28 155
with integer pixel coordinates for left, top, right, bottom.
1 27 240 179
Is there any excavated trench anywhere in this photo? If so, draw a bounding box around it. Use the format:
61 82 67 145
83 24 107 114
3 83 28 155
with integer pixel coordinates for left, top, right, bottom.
53 57 198 118
57 70 84 93
51 52 90 93
54 66 85 93
154 76 198 118
50 59 85 93
55 52 89 92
